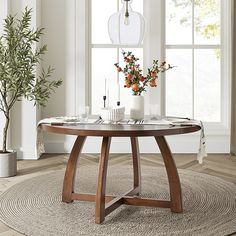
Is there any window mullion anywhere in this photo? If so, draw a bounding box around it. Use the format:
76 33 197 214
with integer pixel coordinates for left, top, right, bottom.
192 0 195 119
117 47 119 83
88 0 92 108
162 0 166 116
90 0 144 114
91 44 143 48
192 48 195 119
117 0 119 106
166 45 221 49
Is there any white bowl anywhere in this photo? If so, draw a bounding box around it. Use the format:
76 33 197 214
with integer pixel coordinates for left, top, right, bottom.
100 106 125 122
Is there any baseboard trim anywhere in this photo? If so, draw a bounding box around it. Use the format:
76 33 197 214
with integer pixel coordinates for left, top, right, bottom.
15 134 230 160
14 147 38 160
44 135 230 155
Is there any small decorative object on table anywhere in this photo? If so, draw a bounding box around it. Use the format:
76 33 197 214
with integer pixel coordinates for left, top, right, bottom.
100 75 125 122
115 50 173 120
78 106 90 123
150 104 161 120
130 95 144 120
100 106 125 122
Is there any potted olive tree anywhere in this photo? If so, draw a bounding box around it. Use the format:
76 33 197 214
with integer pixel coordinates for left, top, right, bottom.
0 8 62 177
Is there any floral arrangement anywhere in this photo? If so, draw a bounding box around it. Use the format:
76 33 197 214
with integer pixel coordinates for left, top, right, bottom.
115 51 173 95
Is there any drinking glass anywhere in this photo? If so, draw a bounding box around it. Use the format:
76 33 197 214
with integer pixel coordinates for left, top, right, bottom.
149 104 161 120
78 106 90 123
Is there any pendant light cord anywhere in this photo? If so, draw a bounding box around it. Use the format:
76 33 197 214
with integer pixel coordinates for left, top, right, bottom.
125 0 129 18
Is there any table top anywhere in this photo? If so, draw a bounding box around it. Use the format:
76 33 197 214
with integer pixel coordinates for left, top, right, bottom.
40 120 201 137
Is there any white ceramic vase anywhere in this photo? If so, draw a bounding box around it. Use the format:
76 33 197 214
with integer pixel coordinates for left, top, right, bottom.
130 95 144 120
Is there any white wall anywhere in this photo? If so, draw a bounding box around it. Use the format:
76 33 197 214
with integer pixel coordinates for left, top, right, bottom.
41 0 78 153
41 0 67 152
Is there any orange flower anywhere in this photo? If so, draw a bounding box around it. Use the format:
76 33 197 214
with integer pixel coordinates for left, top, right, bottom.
151 71 157 78
117 67 122 72
132 83 139 92
139 76 145 82
149 80 157 87
160 61 166 67
125 79 131 88
125 57 130 63
114 51 173 96
127 74 133 80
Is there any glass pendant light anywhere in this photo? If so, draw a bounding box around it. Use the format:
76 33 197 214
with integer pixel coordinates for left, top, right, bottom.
108 0 145 45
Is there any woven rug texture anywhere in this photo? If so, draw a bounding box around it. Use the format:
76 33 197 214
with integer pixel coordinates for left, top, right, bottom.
0 164 236 236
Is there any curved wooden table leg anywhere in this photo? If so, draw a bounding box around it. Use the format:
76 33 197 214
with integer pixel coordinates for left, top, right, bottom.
130 137 141 195
154 136 183 213
62 136 86 203
95 137 111 224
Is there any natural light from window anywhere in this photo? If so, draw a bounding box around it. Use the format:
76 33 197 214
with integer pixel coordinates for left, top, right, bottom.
165 0 221 122
91 0 143 115
91 0 222 122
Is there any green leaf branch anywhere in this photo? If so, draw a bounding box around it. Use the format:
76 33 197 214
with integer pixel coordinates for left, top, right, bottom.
0 7 62 153
115 50 173 96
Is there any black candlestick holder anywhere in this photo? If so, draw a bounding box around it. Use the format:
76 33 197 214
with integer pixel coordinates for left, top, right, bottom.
103 96 107 108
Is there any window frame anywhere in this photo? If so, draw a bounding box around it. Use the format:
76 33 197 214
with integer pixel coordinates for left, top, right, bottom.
88 0 144 115
164 0 231 130
87 0 232 135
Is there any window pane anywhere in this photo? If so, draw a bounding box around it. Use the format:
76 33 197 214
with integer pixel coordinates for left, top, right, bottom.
131 0 143 13
166 0 192 45
91 49 117 114
166 49 192 118
194 0 221 45
92 0 117 44
119 48 143 114
194 49 221 122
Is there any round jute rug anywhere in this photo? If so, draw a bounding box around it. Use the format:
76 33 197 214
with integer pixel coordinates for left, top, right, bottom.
0 164 236 236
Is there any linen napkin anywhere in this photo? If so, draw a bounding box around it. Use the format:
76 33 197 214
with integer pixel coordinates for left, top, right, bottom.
36 117 98 158
35 116 100 158
36 118 62 158
197 121 207 164
169 118 207 164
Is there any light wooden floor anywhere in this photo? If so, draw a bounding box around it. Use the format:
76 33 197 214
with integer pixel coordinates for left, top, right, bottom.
0 153 236 235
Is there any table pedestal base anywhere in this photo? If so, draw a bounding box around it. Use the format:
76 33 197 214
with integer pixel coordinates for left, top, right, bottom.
62 136 183 224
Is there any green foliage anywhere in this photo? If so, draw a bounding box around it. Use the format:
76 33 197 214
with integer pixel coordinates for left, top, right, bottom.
170 0 220 41
0 7 62 152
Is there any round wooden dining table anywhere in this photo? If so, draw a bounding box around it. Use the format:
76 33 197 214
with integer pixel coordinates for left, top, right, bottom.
40 121 201 224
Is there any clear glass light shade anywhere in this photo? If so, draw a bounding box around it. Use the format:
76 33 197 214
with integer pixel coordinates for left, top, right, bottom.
108 0 145 45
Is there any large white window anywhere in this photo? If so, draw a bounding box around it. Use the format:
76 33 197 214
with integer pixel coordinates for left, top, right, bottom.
165 0 222 122
90 0 143 114
90 0 231 127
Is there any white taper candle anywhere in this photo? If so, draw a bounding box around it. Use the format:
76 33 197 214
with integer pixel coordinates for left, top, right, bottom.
118 83 120 101
104 77 107 95
107 89 110 107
